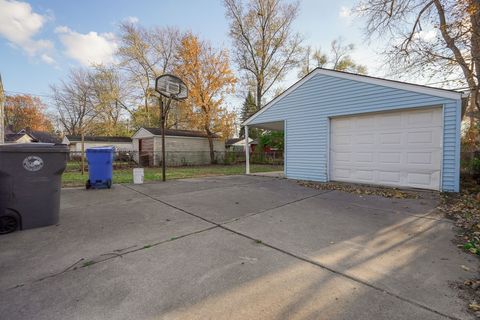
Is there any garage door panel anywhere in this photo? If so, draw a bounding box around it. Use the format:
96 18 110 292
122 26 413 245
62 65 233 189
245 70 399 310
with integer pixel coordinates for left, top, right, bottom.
407 108 441 127
352 170 374 181
333 168 351 179
332 134 352 145
330 107 442 190
379 152 402 164
377 114 403 129
406 172 439 187
380 132 402 144
354 152 374 163
332 152 351 162
355 116 375 129
355 134 375 144
377 171 401 183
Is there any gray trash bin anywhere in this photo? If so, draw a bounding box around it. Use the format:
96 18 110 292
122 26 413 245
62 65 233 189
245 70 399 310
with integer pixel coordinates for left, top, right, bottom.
0 143 69 234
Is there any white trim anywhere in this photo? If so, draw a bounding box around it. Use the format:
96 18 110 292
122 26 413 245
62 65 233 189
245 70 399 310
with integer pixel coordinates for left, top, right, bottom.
440 104 445 190
243 68 462 126
245 125 250 174
326 118 331 182
284 120 287 177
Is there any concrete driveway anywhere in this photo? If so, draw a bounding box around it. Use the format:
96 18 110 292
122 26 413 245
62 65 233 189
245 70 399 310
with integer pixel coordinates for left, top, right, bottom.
0 175 476 320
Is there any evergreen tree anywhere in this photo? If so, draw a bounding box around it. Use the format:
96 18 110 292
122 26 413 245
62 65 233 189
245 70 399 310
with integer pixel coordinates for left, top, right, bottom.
239 91 257 138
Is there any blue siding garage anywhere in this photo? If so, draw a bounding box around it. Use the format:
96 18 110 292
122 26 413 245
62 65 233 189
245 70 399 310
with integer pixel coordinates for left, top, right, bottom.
243 68 463 192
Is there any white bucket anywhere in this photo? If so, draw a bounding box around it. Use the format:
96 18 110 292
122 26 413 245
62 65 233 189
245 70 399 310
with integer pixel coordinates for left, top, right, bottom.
133 168 144 184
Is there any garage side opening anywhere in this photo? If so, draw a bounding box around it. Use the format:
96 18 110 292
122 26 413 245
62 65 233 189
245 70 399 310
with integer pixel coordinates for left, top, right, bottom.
244 120 285 176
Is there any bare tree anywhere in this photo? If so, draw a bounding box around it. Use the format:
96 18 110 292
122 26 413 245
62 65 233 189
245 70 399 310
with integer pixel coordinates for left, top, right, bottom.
224 0 303 110
117 23 181 123
88 65 130 135
51 69 98 136
356 0 479 120
51 68 100 174
298 38 367 78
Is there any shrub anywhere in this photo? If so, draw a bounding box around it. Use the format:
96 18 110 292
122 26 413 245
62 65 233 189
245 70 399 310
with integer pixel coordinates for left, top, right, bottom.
471 157 480 174
224 151 237 165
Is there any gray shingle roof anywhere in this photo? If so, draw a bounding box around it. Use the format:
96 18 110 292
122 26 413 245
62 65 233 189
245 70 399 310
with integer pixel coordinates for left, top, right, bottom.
66 135 132 143
143 128 220 138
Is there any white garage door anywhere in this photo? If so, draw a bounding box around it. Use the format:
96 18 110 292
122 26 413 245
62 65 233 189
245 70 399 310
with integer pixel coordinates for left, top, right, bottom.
330 107 442 190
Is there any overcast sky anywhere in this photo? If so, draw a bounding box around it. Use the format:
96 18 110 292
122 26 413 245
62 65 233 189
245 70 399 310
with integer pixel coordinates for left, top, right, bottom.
0 0 389 110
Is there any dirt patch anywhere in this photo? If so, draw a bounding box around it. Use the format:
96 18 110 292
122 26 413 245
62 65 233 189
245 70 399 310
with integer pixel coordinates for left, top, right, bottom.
297 181 421 199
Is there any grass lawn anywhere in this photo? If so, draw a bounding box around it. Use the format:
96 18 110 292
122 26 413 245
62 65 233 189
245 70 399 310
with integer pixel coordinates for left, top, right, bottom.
62 164 283 187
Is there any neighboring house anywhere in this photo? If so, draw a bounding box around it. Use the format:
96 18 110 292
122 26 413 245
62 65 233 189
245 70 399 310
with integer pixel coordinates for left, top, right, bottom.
17 129 61 143
5 132 34 143
242 68 464 192
225 137 257 152
62 135 133 152
4 127 60 144
132 128 225 166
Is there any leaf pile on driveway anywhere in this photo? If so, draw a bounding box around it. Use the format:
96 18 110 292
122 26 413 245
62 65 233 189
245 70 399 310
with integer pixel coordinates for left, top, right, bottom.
297 181 420 199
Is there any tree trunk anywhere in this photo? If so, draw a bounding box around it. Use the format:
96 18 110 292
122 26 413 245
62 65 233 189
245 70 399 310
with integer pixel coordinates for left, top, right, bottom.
256 81 262 111
207 135 215 164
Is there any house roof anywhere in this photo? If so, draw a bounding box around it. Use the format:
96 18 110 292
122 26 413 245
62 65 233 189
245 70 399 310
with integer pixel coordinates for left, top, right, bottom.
66 135 132 143
17 129 61 143
243 67 464 126
143 128 220 138
226 138 242 145
4 133 29 142
225 137 258 146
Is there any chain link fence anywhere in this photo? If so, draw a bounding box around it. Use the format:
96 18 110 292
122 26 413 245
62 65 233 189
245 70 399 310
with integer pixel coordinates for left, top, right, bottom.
66 150 284 173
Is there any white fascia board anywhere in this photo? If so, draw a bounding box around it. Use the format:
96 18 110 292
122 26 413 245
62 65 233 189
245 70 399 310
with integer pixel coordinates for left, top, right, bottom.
242 68 463 126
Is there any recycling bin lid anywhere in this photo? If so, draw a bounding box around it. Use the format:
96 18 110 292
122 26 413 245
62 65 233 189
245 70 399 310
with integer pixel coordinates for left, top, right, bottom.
86 146 115 153
0 143 69 153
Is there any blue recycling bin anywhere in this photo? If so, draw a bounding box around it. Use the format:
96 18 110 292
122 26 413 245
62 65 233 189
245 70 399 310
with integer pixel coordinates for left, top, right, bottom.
85 146 115 189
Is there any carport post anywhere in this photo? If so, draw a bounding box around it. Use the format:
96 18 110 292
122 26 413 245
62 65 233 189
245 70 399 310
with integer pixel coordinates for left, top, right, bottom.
245 125 250 174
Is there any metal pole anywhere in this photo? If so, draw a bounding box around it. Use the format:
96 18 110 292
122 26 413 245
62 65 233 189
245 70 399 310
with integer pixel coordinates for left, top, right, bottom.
0 74 4 144
245 125 250 174
160 97 166 181
81 131 85 175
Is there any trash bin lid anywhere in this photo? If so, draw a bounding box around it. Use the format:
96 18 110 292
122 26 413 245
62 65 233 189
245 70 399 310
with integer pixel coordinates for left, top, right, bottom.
0 143 69 153
86 146 115 153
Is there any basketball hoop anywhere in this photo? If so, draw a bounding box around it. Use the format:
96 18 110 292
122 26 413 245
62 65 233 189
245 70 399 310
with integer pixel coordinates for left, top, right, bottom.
154 74 188 182
155 74 188 100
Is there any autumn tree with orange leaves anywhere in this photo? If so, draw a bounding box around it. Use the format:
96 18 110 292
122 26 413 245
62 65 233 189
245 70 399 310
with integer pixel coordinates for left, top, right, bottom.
175 34 237 163
4 95 54 132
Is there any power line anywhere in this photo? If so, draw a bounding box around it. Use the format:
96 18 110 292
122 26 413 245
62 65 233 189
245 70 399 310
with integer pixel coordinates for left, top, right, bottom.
425 78 465 85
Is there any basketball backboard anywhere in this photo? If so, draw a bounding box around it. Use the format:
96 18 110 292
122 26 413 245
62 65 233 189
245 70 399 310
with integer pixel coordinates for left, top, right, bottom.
155 74 188 100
